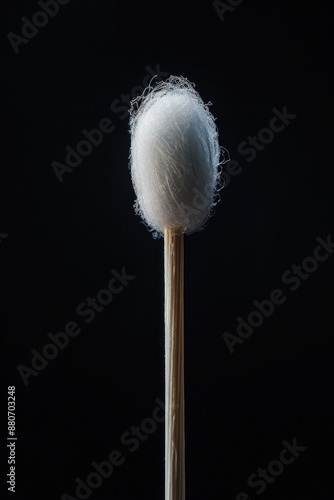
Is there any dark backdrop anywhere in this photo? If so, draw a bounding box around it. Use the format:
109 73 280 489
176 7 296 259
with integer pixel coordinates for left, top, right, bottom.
1 1 333 499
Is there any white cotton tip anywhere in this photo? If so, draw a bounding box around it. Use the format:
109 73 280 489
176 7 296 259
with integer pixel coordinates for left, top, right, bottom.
129 76 226 235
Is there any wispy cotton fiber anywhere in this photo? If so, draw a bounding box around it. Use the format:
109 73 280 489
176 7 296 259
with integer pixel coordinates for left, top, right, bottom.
129 76 224 235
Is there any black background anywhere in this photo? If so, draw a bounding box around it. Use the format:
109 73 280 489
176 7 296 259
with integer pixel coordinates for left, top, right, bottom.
1 1 334 499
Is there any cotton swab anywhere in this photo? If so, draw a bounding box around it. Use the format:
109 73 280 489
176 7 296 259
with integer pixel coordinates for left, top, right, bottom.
129 75 224 500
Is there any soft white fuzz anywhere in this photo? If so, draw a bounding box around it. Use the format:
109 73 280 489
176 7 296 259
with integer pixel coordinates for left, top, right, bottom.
129 76 223 235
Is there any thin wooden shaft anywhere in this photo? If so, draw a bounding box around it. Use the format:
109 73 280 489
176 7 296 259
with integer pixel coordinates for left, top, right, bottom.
164 227 185 500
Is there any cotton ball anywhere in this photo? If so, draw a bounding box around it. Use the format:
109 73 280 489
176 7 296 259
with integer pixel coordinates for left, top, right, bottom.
129 76 223 235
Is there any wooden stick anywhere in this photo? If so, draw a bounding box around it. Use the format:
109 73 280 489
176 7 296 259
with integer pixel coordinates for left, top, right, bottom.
164 227 185 500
